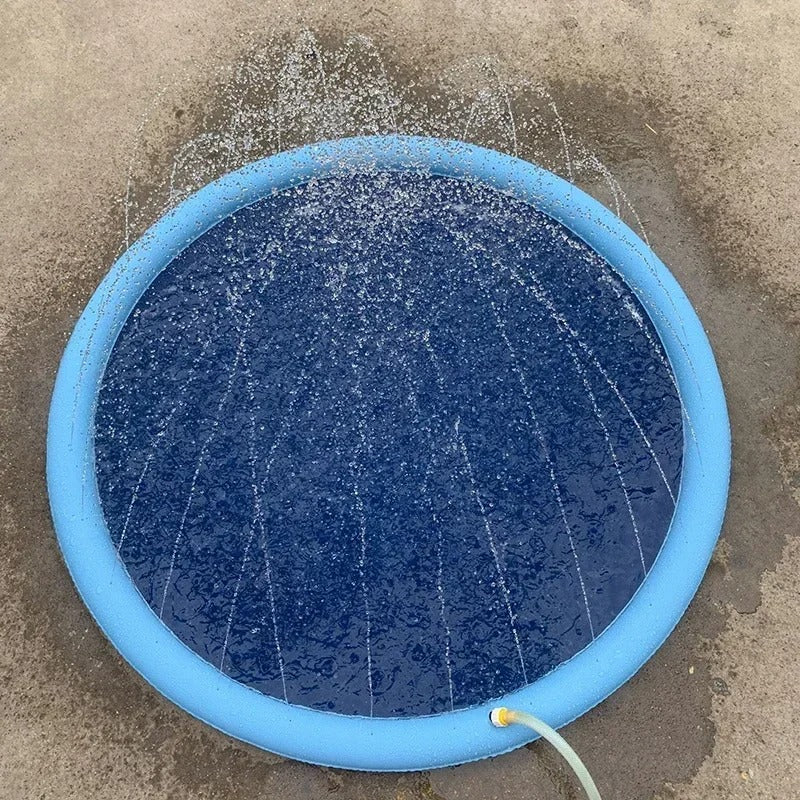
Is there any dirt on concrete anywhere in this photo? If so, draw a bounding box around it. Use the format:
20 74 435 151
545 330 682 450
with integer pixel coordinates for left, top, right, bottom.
1 2 798 799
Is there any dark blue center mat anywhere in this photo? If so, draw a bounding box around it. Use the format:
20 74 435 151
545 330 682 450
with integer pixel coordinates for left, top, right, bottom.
95 171 682 717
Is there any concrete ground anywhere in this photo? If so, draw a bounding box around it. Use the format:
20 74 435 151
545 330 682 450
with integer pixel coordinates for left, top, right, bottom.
1 2 799 798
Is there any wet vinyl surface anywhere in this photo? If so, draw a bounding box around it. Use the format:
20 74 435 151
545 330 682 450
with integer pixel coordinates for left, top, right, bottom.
94 171 682 717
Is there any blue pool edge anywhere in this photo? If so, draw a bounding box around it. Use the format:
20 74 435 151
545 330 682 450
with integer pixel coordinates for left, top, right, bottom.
46 135 731 771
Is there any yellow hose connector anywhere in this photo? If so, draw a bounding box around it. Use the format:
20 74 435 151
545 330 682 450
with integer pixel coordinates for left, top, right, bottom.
490 707 602 800
489 706 512 727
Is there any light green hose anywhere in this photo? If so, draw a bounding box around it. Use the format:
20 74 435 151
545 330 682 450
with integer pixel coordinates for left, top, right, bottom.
490 707 602 800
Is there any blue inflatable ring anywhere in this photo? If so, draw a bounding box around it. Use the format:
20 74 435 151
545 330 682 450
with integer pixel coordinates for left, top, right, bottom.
47 136 730 770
